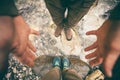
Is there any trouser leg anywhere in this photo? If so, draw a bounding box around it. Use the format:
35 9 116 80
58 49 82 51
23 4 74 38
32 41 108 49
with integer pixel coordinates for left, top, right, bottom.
44 0 66 28
0 16 14 79
62 69 82 80
42 67 61 80
65 0 96 28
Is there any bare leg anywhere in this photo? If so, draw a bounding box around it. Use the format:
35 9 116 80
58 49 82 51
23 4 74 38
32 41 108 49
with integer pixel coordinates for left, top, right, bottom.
62 69 82 80
42 67 61 80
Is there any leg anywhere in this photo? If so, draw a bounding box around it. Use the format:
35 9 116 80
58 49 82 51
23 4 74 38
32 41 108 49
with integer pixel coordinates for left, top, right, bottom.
62 57 82 80
63 0 95 40
62 69 82 80
43 56 62 80
0 16 14 79
42 67 61 80
44 0 66 27
44 0 66 37
66 0 96 28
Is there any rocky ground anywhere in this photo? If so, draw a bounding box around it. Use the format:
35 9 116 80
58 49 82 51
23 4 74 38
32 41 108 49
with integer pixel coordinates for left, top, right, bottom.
3 0 119 80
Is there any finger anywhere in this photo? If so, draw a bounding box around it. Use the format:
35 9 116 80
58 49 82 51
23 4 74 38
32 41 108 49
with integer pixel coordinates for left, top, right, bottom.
26 58 34 67
17 53 34 67
14 51 27 64
11 42 26 57
85 42 98 51
24 49 35 67
28 40 36 52
103 50 119 77
30 29 40 35
86 30 96 35
89 57 103 67
22 56 34 67
26 47 36 61
21 56 34 67
15 50 35 67
85 50 97 59
19 47 36 61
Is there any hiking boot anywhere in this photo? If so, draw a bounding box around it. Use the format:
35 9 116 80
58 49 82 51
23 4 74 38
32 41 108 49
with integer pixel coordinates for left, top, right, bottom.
54 26 63 37
62 57 70 69
53 56 61 68
64 28 72 41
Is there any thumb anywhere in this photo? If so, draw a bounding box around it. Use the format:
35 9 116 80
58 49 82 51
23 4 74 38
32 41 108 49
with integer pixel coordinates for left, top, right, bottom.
103 50 119 77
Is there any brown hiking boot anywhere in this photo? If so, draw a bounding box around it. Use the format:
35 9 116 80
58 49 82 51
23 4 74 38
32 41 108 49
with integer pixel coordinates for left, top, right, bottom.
64 28 72 41
54 26 63 37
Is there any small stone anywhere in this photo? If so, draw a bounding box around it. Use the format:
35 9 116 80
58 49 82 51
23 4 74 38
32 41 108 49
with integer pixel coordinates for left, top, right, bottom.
49 39 57 46
6 73 11 78
23 67 27 71
13 68 17 73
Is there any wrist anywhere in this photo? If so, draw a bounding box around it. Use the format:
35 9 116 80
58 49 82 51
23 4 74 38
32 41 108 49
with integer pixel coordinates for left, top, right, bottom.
13 15 25 23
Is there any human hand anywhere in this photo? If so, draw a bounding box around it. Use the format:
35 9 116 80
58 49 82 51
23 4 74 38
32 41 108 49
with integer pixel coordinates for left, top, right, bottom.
103 21 120 77
85 20 111 66
11 16 39 67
